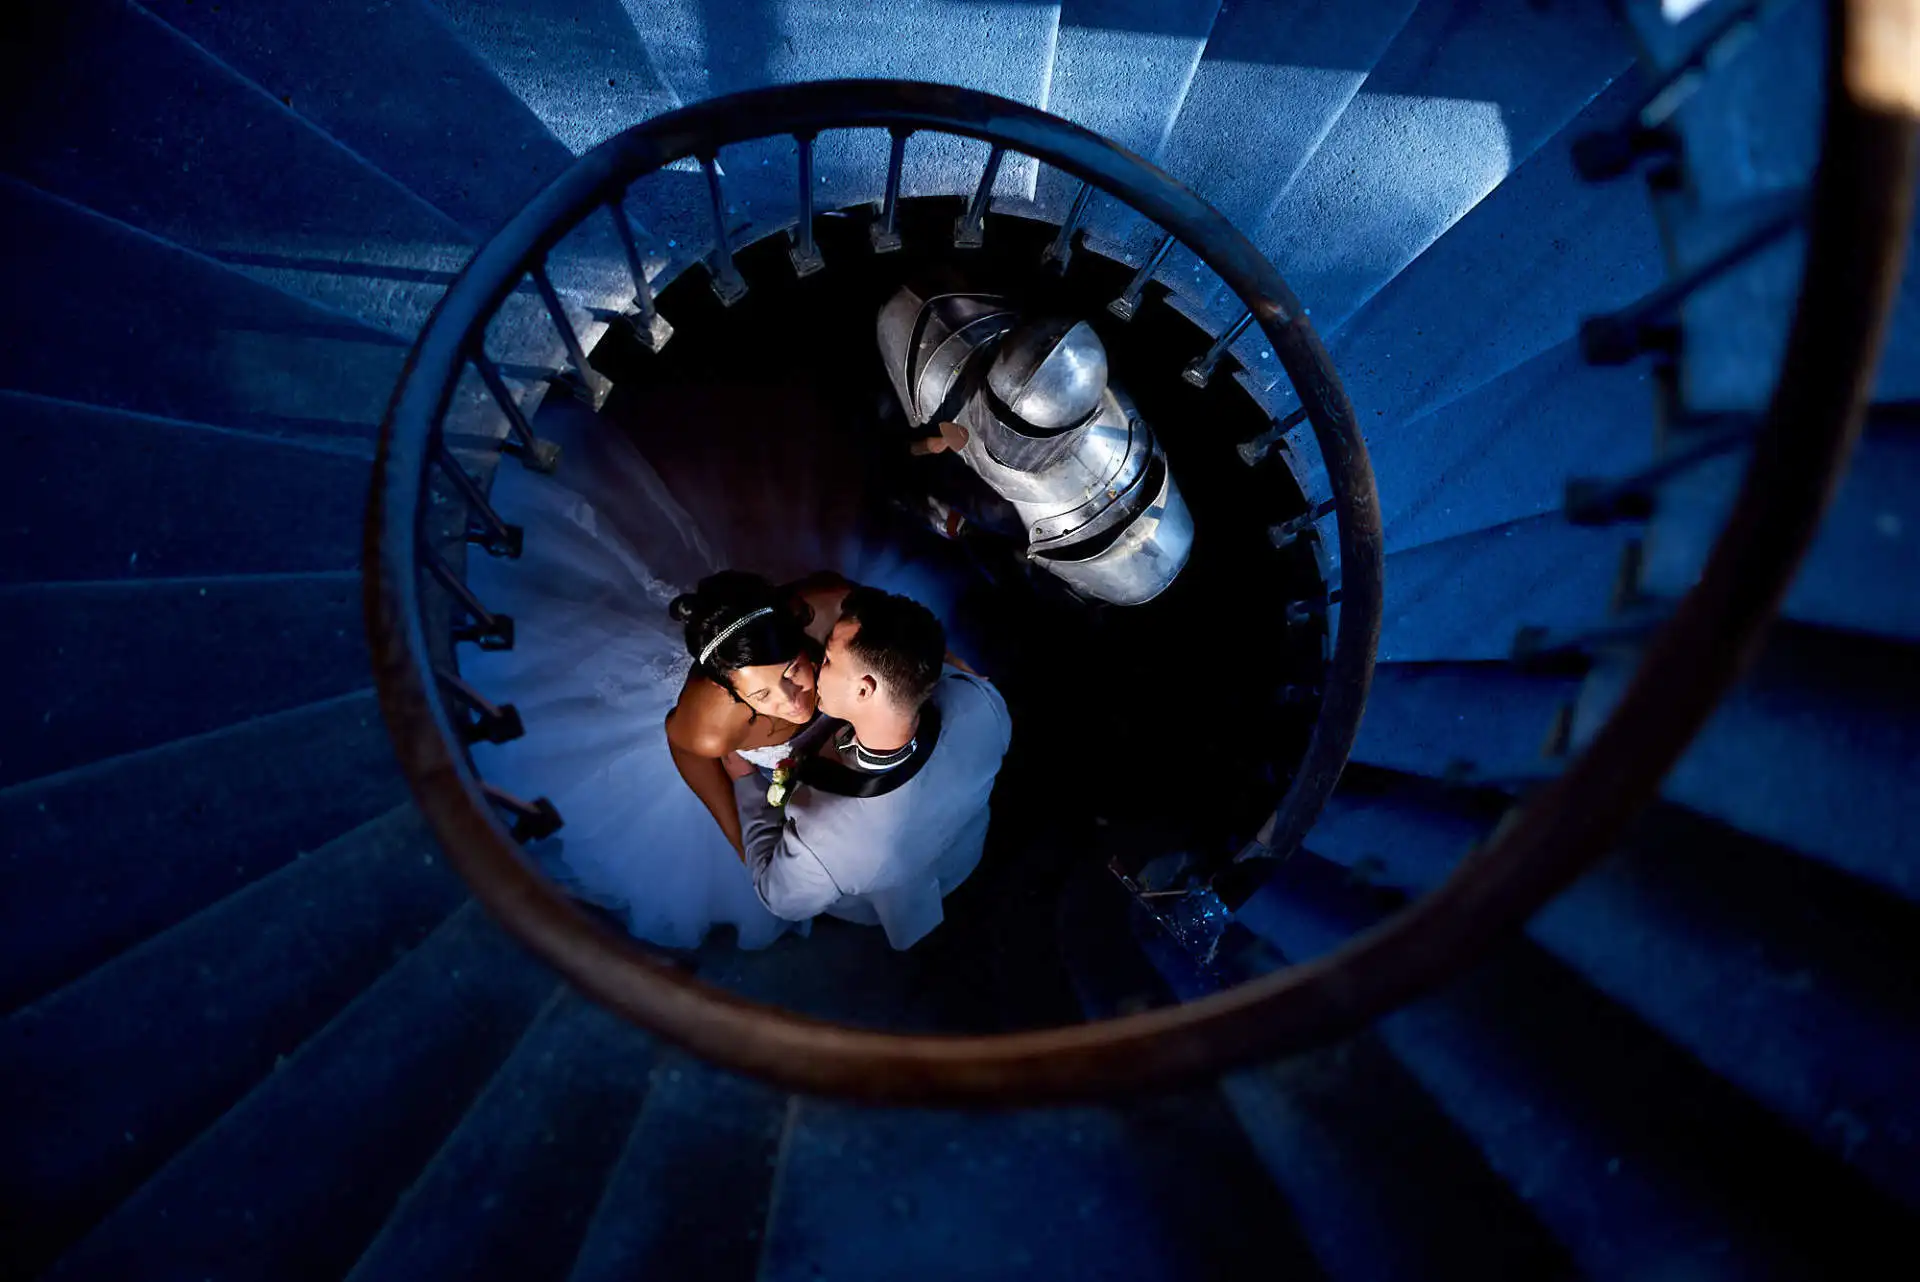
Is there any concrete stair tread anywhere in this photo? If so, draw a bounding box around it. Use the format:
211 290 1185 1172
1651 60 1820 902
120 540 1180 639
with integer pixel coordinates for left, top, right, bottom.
1134 918 1575 1279
1363 341 1657 557
1286 76 1665 426
5 0 474 341
148 0 617 240
1377 513 1633 663
1036 0 1223 230
607 0 1059 262
346 989 655 1282
43 902 555 1282
1570 621 1920 899
0 806 464 1276
1350 661 1581 784
0 176 407 441
1237 853 1912 1277
1155 0 1419 237
759 1092 1318 1282
2 571 372 788
1301 774 1920 1208
0 689 406 1014
565 1052 789 1282
2 392 371 585
1639 415 1920 642
1247 0 1634 334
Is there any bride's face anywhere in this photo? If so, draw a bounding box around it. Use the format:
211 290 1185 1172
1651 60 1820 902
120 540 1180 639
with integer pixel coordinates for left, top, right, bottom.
729 652 818 724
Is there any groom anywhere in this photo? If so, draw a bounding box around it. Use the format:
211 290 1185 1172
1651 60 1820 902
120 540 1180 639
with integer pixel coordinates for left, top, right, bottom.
729 586 1012 949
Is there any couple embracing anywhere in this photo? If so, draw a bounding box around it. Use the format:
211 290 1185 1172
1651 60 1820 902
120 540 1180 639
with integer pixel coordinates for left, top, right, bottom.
463 396 1010 953
665 572 1011 950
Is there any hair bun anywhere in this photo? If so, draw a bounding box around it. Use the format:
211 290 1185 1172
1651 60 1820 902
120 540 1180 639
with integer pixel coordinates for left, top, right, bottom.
668 592 699 623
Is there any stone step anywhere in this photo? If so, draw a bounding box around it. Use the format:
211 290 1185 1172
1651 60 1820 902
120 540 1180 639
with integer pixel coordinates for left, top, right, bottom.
0 690 405 1014
1238 852 1912 1278
346 990 655 1282
3 571 370 788
44 903 555 1282
0 806 463 1276
2 392 370 585
0 176 406 441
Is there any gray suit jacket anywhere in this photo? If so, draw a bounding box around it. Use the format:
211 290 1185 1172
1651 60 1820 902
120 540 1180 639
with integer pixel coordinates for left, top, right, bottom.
731 670 1012 949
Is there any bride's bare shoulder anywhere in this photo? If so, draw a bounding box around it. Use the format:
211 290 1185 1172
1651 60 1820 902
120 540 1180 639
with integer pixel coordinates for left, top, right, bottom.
664 671 748 756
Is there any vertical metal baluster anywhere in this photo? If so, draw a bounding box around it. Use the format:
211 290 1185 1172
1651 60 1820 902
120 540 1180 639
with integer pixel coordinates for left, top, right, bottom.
482 782 565 841
790 133 826 277
1268 496 1338 550
436 666 525 744
1041 181 1094 273
700 152 749 305
472 353 560 473
870 128 909 253
1108 233 1176 320
1182 309 1254 388
424 544 514 650
606 200 674 351
531 264 610 408
433 440 523 558
954 145 1006 249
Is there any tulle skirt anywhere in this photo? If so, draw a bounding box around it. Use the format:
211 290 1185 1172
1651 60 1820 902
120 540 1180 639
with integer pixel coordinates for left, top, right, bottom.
463 395 966 950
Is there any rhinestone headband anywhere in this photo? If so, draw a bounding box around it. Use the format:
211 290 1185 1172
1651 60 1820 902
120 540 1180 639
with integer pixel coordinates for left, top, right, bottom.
697 606 774 667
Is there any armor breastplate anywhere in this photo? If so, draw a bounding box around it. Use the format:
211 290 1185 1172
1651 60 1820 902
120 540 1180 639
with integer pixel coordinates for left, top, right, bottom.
877 287 1194 606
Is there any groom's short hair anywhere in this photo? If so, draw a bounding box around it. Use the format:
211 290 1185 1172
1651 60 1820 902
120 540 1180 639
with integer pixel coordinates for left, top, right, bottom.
838 586 946 710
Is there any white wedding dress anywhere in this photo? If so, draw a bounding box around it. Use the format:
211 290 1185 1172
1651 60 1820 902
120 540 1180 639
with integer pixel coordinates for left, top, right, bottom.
462 396 965 950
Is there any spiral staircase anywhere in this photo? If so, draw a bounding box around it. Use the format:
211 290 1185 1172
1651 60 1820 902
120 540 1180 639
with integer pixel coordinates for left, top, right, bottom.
4 0 1918 1278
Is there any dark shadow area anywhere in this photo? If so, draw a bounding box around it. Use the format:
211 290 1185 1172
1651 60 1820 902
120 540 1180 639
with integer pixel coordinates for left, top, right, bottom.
586 199 1326 1029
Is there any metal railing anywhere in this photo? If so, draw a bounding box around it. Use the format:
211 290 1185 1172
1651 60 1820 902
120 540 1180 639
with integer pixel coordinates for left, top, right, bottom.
368 32 1914 1100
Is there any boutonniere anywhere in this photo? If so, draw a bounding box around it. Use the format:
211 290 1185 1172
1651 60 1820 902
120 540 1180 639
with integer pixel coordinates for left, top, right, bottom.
767 757 798 808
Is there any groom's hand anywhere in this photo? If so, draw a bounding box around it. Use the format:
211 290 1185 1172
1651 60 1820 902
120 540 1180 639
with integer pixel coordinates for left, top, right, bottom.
721 751 755 781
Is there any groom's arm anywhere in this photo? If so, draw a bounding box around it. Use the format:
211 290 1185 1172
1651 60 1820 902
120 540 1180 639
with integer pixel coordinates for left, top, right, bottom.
732 778 845 922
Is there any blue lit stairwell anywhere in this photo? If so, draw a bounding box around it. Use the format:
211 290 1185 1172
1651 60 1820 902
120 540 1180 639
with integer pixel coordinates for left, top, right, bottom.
3 1 1918 1279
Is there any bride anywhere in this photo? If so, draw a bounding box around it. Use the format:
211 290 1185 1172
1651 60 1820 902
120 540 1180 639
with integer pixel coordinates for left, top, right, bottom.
461 398 962 949
663 568 847 853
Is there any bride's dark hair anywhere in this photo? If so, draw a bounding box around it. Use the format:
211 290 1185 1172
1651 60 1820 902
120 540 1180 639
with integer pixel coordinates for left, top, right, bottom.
670 571 816 704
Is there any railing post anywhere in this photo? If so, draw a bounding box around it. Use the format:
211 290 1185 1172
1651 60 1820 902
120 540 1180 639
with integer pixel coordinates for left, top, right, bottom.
700 152 749 305
481 783 565 842
954 145 1006 249
433 441 523 558
870 128 909 253
1572 0 1762 181
1182 310 1254 388
437 666 525 745
1041 181 1094 273
531 264 611 409
606 200 674 351
1237 406 1308 467
424 544 514 651
471 353 561 474
1108 233 1176 320
790 132 826 277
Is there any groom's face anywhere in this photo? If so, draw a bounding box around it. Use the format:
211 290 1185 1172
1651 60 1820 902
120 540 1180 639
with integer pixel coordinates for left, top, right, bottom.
814 618 873 719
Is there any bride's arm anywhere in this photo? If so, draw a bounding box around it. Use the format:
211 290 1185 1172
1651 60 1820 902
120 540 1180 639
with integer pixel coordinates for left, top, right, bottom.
665 699 749 854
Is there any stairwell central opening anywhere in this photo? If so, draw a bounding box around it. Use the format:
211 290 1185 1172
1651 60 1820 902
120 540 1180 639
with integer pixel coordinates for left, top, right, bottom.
482 196 1332 1025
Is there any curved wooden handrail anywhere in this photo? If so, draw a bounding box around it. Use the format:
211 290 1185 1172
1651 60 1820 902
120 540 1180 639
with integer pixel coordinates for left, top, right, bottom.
367 18 1915 1102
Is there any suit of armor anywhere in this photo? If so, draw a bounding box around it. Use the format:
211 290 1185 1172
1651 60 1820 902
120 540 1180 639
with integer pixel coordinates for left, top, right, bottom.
876 287 1194 605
